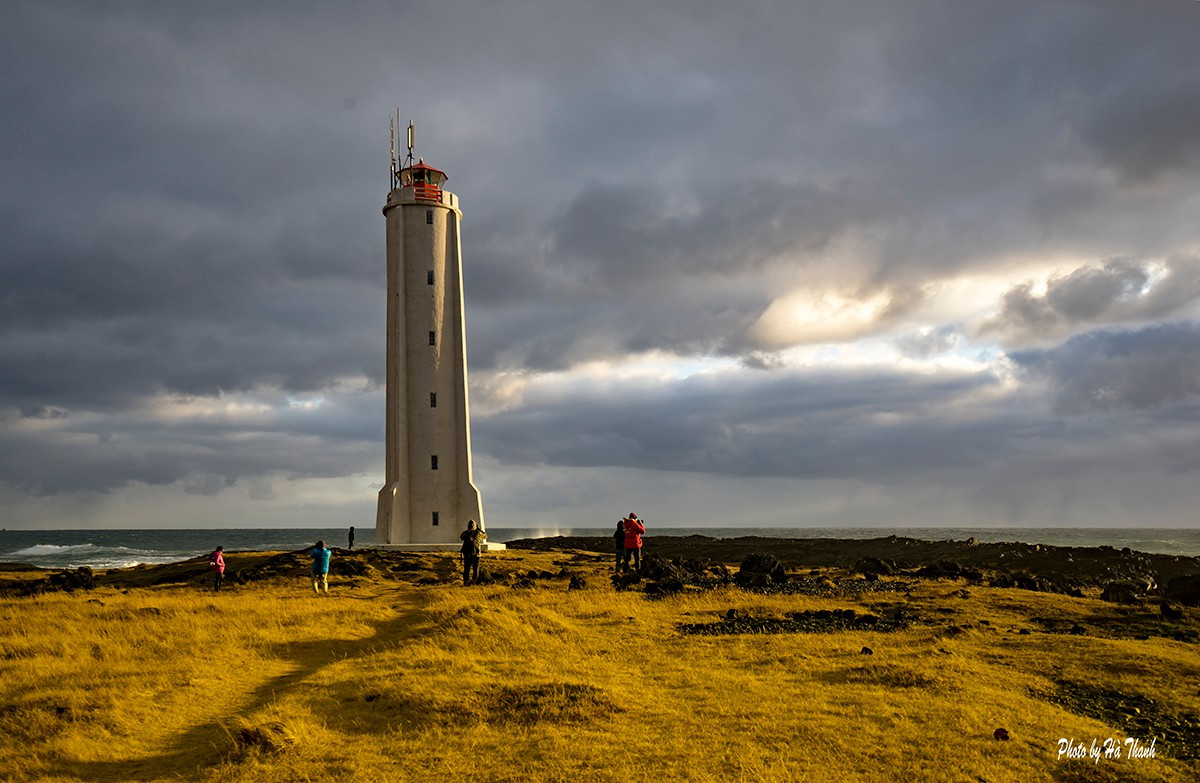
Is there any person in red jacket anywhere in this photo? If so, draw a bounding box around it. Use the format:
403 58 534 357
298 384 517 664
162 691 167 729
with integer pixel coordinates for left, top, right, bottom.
209 546 225 592
621 513 645 573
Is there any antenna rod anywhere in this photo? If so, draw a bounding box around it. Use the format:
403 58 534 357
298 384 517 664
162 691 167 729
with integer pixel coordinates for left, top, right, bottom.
389 116 396 190
407 120 414 166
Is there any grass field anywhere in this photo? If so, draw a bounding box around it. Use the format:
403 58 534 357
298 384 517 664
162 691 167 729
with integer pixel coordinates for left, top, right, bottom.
1 548 1198 782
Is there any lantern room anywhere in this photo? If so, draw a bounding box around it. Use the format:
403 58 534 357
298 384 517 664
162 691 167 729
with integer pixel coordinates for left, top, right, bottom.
398 159 447 203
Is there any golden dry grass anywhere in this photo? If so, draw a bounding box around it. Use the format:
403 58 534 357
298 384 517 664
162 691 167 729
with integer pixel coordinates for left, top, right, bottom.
1 549 1198 782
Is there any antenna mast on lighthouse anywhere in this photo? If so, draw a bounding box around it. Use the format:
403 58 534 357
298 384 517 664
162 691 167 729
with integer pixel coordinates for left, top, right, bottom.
388 110 417 190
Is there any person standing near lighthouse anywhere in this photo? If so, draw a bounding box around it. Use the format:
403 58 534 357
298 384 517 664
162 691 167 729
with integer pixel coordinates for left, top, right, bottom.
310 540 332 595
209 545 225 592
621 513 645 573
459 519 485 585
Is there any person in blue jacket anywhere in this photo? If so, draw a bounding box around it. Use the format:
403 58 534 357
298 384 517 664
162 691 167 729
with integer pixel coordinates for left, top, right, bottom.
310 540 332 594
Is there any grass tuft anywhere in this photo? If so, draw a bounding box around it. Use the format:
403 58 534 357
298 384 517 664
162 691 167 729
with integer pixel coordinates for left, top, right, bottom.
230 720 298 757
482 682 621 724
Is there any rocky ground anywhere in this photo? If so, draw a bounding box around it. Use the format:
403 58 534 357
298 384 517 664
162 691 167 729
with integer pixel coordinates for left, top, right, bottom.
510 533 1200 604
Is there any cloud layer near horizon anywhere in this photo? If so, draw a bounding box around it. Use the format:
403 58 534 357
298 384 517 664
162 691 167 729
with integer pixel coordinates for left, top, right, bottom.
2 1 1199 529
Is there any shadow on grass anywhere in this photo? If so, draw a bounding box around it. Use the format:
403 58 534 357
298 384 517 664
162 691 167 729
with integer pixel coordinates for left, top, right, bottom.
48 593 438 782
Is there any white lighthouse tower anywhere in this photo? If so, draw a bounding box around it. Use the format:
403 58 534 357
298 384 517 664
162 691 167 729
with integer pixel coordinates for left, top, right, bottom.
375 121 490 549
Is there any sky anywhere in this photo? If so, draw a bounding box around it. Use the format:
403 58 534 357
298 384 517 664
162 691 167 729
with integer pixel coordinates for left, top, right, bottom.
2 1 1199 531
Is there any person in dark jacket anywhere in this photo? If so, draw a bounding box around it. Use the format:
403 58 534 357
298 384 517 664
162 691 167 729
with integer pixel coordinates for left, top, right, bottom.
348 526 355 550
621 513 645 573
613 519 625 571
460 519 485 585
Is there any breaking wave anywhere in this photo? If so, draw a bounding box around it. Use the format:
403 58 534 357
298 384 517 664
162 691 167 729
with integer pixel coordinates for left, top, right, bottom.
4 543 182 570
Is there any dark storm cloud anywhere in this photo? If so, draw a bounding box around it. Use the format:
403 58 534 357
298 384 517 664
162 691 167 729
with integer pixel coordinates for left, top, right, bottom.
0 4 388 419
0 387 384 496
0 278 383 412
472 356 1200 489
550 180 851 291
1082 78 1200 186
476 367 1013 479
473 330 1200 502
1012 322 1200 414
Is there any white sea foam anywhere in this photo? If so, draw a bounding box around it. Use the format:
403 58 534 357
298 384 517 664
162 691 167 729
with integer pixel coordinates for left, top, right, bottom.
75 556 182 570
10 543 97 556
4 542 186 570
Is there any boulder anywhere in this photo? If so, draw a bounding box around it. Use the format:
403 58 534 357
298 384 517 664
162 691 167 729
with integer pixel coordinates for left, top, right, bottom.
1160 603 1184 621
1100 582 1139 605
739 572 773 589
1013 573 1039 591
611 571 642 591
852 557 893 576
735 553 786 587
640 554 687 582
1164 574 1200 607
708 564 733 583
915 560 962 578
47 567 95 592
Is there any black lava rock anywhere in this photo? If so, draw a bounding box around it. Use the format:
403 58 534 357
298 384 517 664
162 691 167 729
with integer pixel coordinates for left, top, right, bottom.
736 553 787 587
1165 574 1200 607
1160 602 1184 621
1100 582 1140 604
852 557 894 576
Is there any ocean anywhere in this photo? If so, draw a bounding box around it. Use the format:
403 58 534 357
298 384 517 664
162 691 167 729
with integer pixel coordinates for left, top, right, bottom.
2 526 1199 571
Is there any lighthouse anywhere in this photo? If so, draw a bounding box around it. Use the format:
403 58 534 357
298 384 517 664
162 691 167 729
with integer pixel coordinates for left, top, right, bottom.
375 121 490 549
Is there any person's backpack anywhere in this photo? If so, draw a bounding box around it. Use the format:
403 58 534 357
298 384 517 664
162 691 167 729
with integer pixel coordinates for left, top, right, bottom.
461 532 482 558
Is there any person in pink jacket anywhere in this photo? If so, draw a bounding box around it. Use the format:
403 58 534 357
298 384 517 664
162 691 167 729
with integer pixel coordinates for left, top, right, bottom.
209 546 225 592
621 513 645 573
